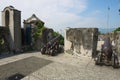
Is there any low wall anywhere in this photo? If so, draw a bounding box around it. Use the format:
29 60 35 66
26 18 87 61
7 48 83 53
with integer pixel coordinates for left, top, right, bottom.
114 31 120 56
65 28 98 58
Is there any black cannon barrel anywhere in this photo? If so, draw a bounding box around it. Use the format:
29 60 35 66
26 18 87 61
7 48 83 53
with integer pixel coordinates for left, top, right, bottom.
41 35 62 56
50 35 61 42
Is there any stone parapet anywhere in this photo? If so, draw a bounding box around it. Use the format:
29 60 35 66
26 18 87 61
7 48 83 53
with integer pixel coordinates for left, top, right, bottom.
65 28 98 58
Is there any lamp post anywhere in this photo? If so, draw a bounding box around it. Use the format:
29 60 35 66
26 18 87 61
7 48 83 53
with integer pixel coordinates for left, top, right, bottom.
107 6 110 33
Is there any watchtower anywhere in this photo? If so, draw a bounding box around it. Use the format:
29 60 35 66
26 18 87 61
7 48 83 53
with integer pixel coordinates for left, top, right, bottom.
2 6 21 50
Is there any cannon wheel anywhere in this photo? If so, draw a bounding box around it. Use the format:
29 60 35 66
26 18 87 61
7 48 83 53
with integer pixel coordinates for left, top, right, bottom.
95 53 102 65
112 52 119 68
41 47 46 54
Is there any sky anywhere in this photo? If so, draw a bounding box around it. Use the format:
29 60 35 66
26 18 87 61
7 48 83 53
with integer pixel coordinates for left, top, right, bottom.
0 0 120 33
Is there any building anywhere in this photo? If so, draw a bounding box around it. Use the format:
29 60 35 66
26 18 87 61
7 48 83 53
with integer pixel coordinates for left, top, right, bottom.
0 6 54 52
0 6 21 52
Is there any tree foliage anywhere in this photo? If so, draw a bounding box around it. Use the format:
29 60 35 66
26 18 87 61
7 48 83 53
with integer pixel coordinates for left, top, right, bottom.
33 21 46 40
53 32 64 45
53 31 59 37
33 21 64 45
59 35 64 45
113 27 120 32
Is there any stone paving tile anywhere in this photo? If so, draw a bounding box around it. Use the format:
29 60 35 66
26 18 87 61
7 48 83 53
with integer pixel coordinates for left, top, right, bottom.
0 52 120 80
24 53 120 80
22 61 120 80
0 56 52 80
0 53 31 66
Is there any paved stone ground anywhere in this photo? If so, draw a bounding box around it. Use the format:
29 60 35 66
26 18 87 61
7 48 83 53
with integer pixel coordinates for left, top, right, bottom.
0 52 120 80
0 56 52 80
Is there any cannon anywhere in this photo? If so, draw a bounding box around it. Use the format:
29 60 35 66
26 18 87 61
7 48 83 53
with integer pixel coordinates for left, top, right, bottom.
95 37 119 68
41 35 62 56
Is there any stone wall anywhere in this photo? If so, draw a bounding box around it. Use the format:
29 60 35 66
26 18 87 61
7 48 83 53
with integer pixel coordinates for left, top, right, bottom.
14 10 21 50
0 27 9 52
114 31 120 56
65 28 98 57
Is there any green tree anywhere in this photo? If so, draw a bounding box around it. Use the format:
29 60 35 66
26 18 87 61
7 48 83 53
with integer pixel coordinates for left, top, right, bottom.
33 21 46 40
53 32 59 37
53 32 64 45
113 27 120 32
59 35 64 45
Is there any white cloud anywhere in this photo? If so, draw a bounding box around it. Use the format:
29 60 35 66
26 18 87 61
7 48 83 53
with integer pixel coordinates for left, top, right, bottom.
0 0 104 32
0 0 87 27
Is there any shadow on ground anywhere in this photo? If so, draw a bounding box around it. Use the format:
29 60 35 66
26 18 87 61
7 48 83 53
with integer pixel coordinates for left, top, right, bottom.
0 51 39 59
0 56 52 80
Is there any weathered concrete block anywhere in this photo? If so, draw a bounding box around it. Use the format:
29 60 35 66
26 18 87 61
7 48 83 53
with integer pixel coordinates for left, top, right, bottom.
65 28 98 57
